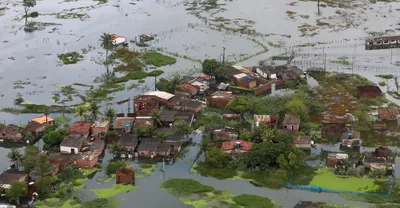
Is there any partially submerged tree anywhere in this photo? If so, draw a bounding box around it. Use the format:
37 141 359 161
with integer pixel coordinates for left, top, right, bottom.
104 108 116 127
89 102 102 121
150 109 162 127
21 146 40 172
99 33 113 64
174 119 192 138
203 147 231 168
75 105 88 121
6 181 27 204
156 74 181 93
22 0 37 23
7 148 22 169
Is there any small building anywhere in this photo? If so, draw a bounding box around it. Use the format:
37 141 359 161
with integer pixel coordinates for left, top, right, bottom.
282 114 300 132
31 115 55 125
375 146 390 158
217 82 230 91
221 140 253 155
223 109 241 120
116 168 135 184
253 114 279 128
91 120 110 140
75 152 100 169
321 121 346 136
49 153 76 168
293 201 321 208
204 126 238 141
156 142 174 157
133 117 153 128
341 132 361 147
134 95 160 116
0 125 24 142
327 153 348 168
293 136 311 150
167 141 182 153
60 135 85 154
179 99 204 113
363 148 394 174
174 111 195 126
0 169 28 189
114 117 135 132
137 138 161 158
24 115 54 135
176 83 199 96
160 110 195 126
377 107 399 121
119 134 139 151
233 73 257 88
357 85 382 97
69 121 93 138
207 91 235 108
90 139 105 153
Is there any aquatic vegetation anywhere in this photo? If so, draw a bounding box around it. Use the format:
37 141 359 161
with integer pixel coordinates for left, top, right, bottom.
91 184 139 198
233 194 276 208
81 197 119 208
142 51 177 67
1 103 73 115
56 12 90 21
138 164 157 176
330 56 351 65
58 52 84 65
162 178 215 195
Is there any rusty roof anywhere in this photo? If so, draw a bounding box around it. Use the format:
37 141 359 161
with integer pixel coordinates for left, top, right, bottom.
114 117 135 129
91 120 110 128
0 169 28 186
210 91 234 99
31 115 54 124
69 121 93 135
283 114 300 125
177 83 199 95
294 136 311 145
221 140 253 151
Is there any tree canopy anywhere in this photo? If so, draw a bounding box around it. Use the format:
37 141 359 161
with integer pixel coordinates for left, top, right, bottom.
174 120 191 136
202 59 222 76
43 129 68 146
156 74 181 93
203 147 231 168
6 181 27 204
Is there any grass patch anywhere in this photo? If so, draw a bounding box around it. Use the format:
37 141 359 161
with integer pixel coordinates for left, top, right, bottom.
58 52 84 65
330 56 350 65
56 12 89 20
162 178 215 195
233 194 276 208
138 164 157 176
195 165 238 179
142 51 177 67
241 169 289 189
111 70 163 84
309 168 388 193
91 184 139 197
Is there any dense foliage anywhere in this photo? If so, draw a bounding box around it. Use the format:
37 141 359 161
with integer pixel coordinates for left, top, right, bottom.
232 194 275 208
106 161 127 175
162 178 215 196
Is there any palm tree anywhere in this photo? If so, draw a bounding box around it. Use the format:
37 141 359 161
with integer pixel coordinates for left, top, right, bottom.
150 109 162 127
99 33 113 63
89 102 102 121
7 148 22 169
108 142 124 158
75 105 88 121
99 70 116 85
198 137 210 160
262 128 276 143
104 108 116 128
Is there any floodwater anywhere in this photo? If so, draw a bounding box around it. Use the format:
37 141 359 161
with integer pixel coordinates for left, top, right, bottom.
0 0 399 207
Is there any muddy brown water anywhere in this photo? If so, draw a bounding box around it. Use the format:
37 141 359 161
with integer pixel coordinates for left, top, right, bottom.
1 0 399 207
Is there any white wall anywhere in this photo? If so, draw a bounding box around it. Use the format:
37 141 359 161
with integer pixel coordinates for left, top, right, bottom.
60 146 79 154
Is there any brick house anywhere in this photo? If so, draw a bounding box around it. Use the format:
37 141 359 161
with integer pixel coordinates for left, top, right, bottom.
327 153 348 168
377 107 399 121
253 114 279 128
119 134 139 152
90 139 105 153
232 73 257 88
357 85 382 97
220 140 253 155
114 117 135 133
179 99 204 112
176 83 199 96
69 121 93 138
60 135 85 154
137 138 161 158
75 152 100 169
223 109 241 120
321 121 346 136
116 168 134 184
207 91 235 108
0 169 29 189
156 142 174 157
282 114 300 132
133 96 160 116
91 120 110 139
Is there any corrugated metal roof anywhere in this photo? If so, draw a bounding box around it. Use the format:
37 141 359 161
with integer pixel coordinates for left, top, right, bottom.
233 73 248 79
144 91 175 100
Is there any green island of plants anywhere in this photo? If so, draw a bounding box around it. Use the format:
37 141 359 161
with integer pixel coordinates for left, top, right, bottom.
91 184 139 198
162 178 278 208
58 52 84 65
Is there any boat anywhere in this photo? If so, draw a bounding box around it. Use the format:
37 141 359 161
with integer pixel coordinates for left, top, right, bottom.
137 34 154 43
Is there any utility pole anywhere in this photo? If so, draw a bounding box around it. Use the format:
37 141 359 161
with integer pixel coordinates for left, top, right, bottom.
391 48 393 64
154 76 157 91
127 97 131 114
222 47 226 65
352 44 356 74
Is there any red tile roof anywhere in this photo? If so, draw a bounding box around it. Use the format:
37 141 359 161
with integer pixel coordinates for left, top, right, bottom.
177 83 199 95
221 140 253 151
69 121 93 135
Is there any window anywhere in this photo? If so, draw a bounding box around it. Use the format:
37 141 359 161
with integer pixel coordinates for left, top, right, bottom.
141 152 144 155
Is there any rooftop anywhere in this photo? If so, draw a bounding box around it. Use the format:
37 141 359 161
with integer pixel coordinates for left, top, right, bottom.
180 99 203 109
341 131 361 140
69 121 93 135
210 91 234 99
0 169 28 188
193 73 213 80
137 138 161 151
328 153 348 160
233 73 248 79
177 83 199 95
91 120 110 128
294 136 311 145
217 82 230 90
31 115 54 124
144 91 175 100
283 114 301 125
49 153 76 162
221 140 253 151
157 142 175 152
77 151 100 161
377 107 399 116
60 135 85 148
253 114 277 122
119 134 139 147
91 139 105 150
114 117 135 129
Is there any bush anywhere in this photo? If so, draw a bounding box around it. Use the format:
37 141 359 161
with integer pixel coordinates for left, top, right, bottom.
106 161 126 175
106 130 118 137
30 12 39 18
379 81 386 87
162 178 215 196
232 194 275 208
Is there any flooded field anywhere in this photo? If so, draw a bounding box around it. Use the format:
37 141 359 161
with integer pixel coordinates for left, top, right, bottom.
1 0 400 207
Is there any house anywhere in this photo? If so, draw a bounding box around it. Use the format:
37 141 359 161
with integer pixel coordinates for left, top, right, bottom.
0 169 28 189
91 120 110 139
60 135 85 154
321 121 346 136
293 136 311 150
114 117 135 132
49 153 76 168
69 121 93 138
217 82 230 91
160 110 195 126
116 168 135 184
363 148 395 174
232 73 257 88
357 85 382 97
156 128 183 142
378 107 399 120
174 111 195 126
253 114 279 128
223 109 241 120
207 91 235 108
341 132 361 147
179 99 204 112
31 115 55 125
156 142 174 157
167 141 182 153
75 152 100 169
137 138 161 158
282 114 300 132
0 125 24 142
90 139 105 153
133 116 153 128
24 115 54 135
327 153 348 168
221 140 253 155
134 95 160 116
119 134 139 151
204 126 238 141
293 201 321 208
375 146 390 158
176 83 199 96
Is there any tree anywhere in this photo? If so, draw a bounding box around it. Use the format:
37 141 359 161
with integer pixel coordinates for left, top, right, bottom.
35 176 54 197
277 154 289 170
22 146 40 172
284 98 309 122
261 128 276 143
99 33 113 64
7 148 22 169
58 165 78 181
104 108 116 126
156 74 181 93
108 142 125 157
75 105 88 121
134 125 155 138
228 96 251 119
6 181 27 204
174 120 191 138
150 109 162 127
22 0 37 23
354 110 372 132
33 154 53 177
202 59 222 76
88 102 101 121
43 129 68 146
204 147 231 168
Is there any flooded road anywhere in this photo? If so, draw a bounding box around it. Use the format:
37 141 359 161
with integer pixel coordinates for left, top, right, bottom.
1 0 400 207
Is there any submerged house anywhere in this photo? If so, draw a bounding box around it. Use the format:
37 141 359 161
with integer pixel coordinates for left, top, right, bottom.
137 138 161 158
119 134 139 152
0 125 24 142
24 115 54 136
363 146 395 174
341 132 361 147
69 121 93 138
0 169 29 189
293 136 311 150
377 107 399 121
327 153 349 168
282 114 300 132
357 85 382 97
75 152 100 169
221 140 253 155
91 120 110 140
207 91 235 108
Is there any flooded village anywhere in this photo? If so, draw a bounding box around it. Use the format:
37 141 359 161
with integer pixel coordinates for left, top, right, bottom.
2 0 400 207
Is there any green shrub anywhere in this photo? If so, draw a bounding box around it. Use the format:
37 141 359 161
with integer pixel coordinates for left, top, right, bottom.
162 178 215 196
106 161 126 175
106 130 118 137
233 194 275 208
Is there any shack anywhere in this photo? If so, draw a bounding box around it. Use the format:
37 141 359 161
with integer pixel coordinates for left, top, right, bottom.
60 135 85 154
91 120 110 139
207 91 235 108
137 138 161 158
69 121 93 138
327 153 348 168
363 148 394 174
341 132 361 147
253 114 279 128
282 114 300 132
204 126 238 141
156 142 174 157
293 136 311 150
377 107 399 121
0 169 28 189
75 152 100 169
90 139 105 153
221 140 253 155
357 85 382 97
24 115 54 135
134 95 160 116
179 99 204 112
116 168 134 184
119 134 139 152
133 116 153 128
114 117 135 133
223 109 241 120
0 125 24 142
